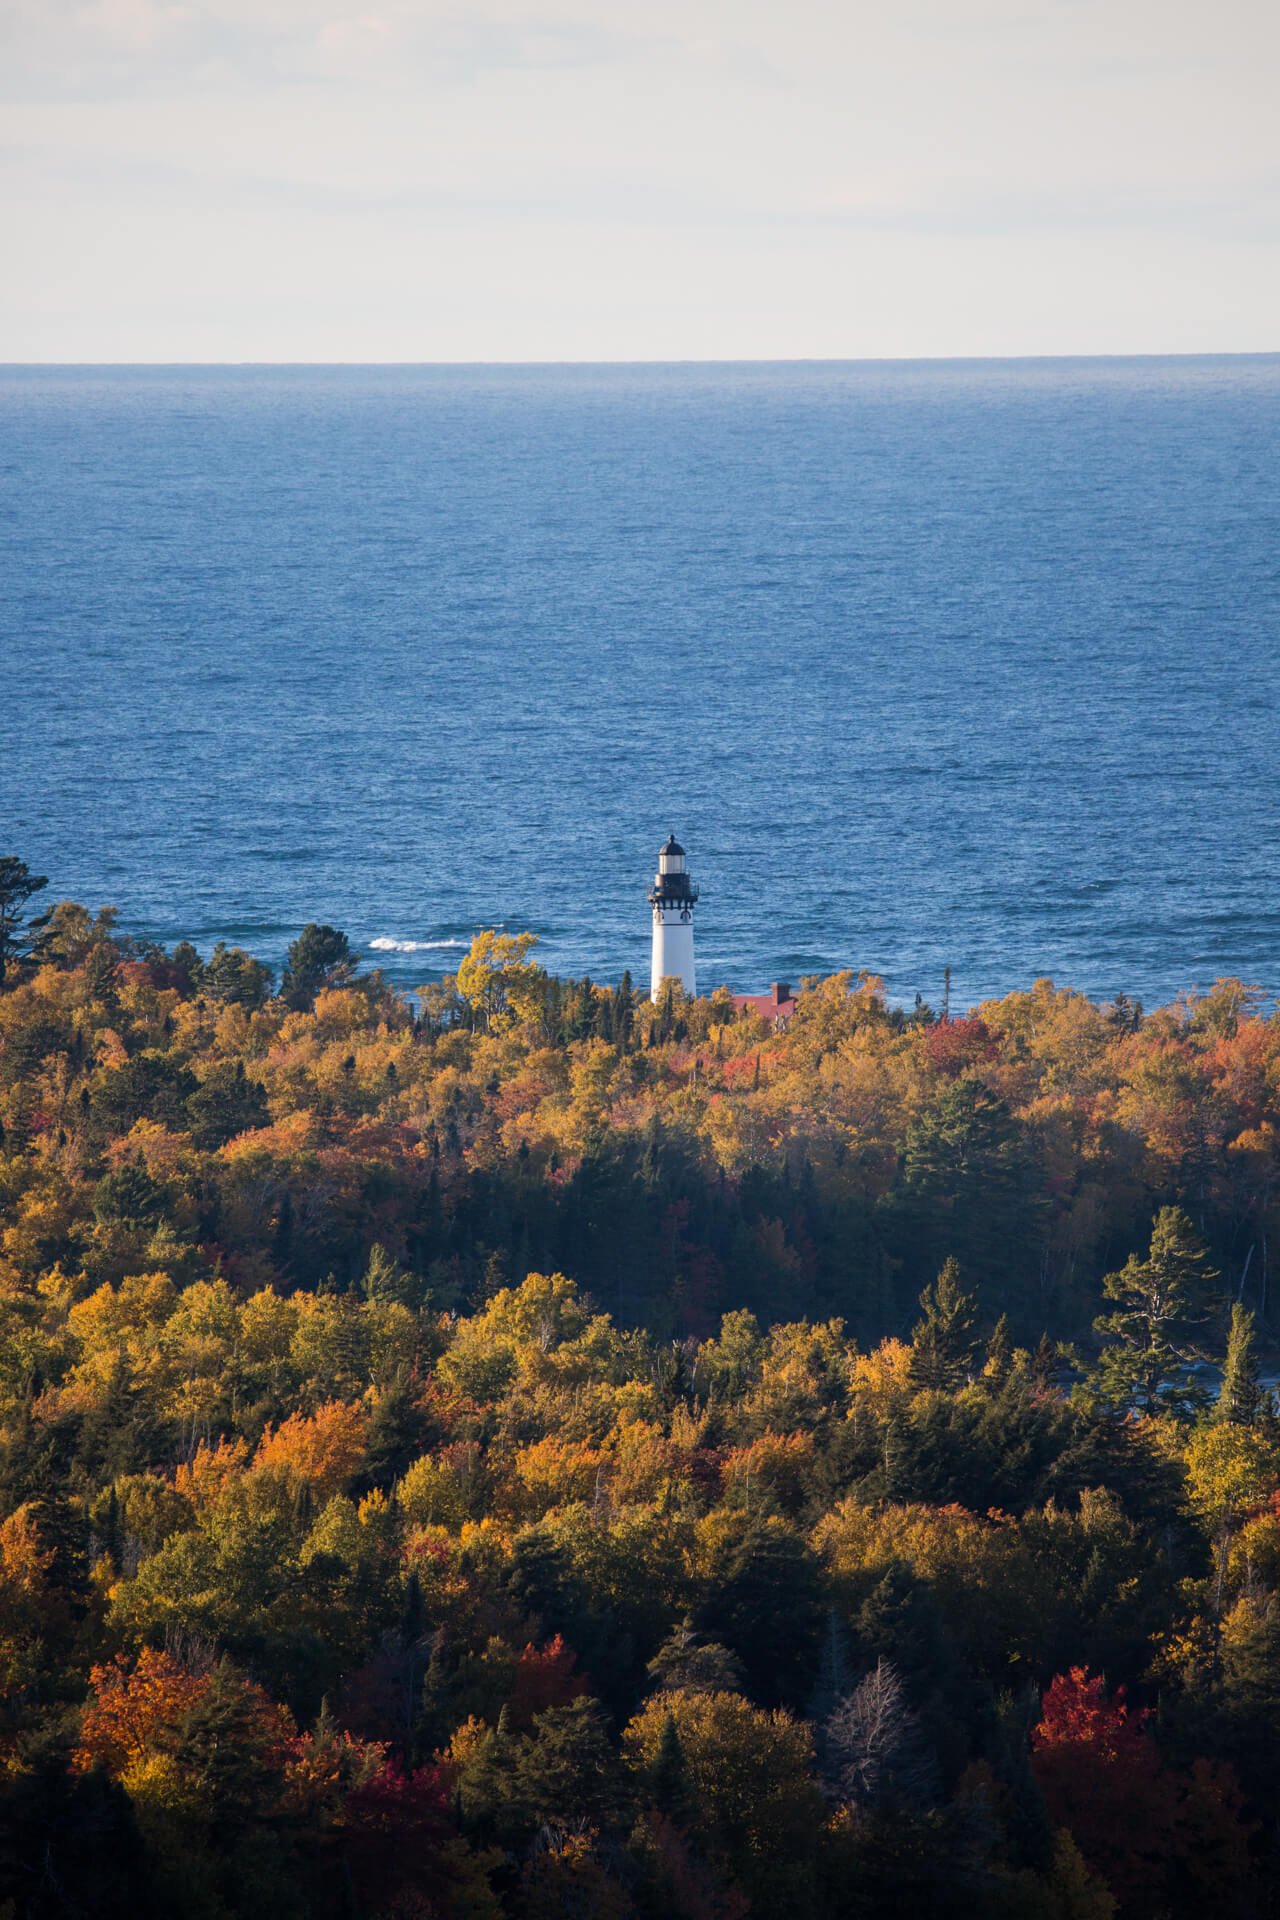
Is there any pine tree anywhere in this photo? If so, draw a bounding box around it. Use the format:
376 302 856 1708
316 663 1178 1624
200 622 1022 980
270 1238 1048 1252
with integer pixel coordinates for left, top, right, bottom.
1219 1303 1262 1426
281 922 357 1010
909 1257 978 1392
1031 1332 1059 1392
615 970 635 1050
99 1485 123 1572
1088 1206 1218 1417
0 856 49 986
983 1313 1014 1391
478 1247 509 1306
400 1569 425 1643
361 1242 401 1302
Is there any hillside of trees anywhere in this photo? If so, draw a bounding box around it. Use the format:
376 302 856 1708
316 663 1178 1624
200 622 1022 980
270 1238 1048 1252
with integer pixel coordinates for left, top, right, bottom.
1 856 1279 1918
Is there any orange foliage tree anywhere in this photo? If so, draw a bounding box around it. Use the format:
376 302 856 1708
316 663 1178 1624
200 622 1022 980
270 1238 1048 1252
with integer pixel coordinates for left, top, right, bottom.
74 1649 214 1775
254 1399 369 1498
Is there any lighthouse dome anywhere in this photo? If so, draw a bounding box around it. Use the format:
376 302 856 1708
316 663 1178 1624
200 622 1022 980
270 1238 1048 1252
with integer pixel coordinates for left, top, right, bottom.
660 835 685 857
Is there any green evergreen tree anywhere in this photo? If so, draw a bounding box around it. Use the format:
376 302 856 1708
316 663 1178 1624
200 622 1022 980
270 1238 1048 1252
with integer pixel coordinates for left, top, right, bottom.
363 1369 427 1488
400 1569 425 1642
272 1187 294 1271
909 1257 979 1392
360 1241 401 1302
696 1525 825 1707
1087 1206 1219 1418
0 855 49 986
203 941 274 1009
477 1247 509 1307
84 940 121 1005
647 1619 745 1696
417 1628 449 1756
1219 1302 1262 1426
1221 1595 1280 1723
615 969 636 1050
982 1313 1013 1391
900 1079 1028 1295
170 939 204 994
170 1658 283 1840
281 923 357 1010
185 1057 270 1149
1031 1331 1059 1392
512 1698 620 1829
98 1484 123 1572
92 1161 167 1228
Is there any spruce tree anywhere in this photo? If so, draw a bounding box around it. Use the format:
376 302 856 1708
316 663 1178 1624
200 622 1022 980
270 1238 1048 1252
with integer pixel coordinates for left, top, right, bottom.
361 1242 401 1302
400 1568 425 1643
982 1313 1013 1391
98 1485 123 1572
478 1247 509 1306
615 970 635 1050
1219 1303 1262 1427
909 1257 979 1392
1031 1332 1059 1392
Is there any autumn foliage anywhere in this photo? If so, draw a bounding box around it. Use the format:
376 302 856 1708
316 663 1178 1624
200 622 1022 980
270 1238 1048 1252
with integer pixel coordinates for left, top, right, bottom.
74 1649 214 1776
1033 1668 1254 1916
254 1398 370 1497
0 895 1277 1916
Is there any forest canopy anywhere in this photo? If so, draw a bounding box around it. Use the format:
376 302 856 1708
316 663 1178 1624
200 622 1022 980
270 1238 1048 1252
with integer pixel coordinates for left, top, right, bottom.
0 866 1278 1918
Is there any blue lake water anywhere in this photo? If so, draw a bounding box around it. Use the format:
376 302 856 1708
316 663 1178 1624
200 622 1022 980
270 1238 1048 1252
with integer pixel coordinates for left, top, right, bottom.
3 359 1279 1010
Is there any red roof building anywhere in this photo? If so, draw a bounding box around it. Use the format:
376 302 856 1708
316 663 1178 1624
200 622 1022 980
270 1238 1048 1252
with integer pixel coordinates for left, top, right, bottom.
730 982 796 1030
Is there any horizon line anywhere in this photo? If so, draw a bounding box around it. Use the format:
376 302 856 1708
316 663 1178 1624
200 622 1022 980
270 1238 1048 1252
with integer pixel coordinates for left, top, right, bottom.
2 349 1279 371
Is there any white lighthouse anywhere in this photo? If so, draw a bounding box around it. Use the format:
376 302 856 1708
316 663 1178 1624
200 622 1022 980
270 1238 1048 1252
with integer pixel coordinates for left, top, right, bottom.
648 833 698 1002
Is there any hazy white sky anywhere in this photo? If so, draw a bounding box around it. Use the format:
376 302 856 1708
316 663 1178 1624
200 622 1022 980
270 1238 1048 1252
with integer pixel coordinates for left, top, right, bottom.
3 0 1278 359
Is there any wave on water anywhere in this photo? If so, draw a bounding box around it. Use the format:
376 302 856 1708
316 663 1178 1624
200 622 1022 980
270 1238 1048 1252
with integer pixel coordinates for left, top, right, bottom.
368 936 467 953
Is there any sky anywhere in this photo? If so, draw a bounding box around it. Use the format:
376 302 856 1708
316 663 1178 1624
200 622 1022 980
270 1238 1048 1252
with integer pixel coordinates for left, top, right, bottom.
3 0 1278 360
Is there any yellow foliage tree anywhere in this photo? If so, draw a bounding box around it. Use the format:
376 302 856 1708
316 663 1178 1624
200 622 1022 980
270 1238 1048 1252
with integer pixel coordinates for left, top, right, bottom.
624 1688 823 1904
455 930 541 1032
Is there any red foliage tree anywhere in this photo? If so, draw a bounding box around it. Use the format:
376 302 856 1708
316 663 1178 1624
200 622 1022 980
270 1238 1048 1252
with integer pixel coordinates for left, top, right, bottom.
338 1758 457 1915
925 1016 998 1080
1033 1667 1256 1913
1035 1666 1151 1757
506 1634 588 1732
286 1724 461 1917
1032 1668 1175 1913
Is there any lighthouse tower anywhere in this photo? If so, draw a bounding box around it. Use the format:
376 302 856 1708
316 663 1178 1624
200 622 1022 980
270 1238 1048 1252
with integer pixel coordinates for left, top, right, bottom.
648 834 698 1002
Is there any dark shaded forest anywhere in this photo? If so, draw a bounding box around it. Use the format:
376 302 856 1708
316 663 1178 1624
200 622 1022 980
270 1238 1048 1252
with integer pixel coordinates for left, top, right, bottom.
1 857 1278 1919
